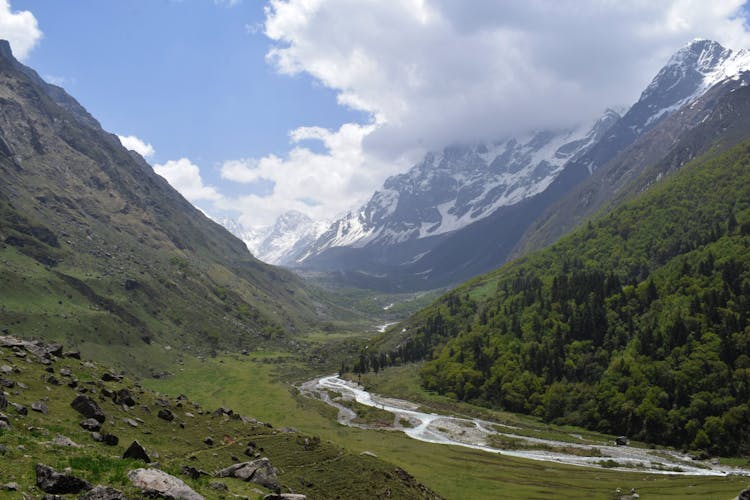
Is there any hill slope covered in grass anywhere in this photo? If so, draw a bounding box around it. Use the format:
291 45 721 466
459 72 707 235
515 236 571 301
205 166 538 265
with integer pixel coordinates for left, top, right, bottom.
0 40 338 372
356 137 750 455
0 334 440 499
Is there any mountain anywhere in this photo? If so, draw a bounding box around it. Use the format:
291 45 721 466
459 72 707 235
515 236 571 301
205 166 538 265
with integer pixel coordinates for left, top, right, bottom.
294 39 750 292
0 40 326 373
219 211 327 265
358 129 750 455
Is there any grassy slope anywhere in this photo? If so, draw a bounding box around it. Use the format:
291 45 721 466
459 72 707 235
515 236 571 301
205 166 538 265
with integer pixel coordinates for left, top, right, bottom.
146 355 749 500
0 342 439 499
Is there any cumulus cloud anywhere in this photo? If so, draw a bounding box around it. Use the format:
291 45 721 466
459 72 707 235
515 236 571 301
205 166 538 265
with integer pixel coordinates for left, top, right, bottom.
0 0 42 60
218 122 400 226
153 158 222 203
117 134 155 159
264 0 750 158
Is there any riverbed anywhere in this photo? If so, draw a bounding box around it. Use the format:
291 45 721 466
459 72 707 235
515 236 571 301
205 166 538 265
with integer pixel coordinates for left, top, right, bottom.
299 375 749 477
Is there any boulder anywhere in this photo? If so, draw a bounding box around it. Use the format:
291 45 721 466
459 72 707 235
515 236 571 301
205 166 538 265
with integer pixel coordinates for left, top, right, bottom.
123 440 150 463
31 401 49 414
50 435 80 447
158 408 175 421
127 468 204 500
216 458 280 490
35 463 92 494
92 432 119 446
80 418 102 431
79 485 134 499
71 395 106 423
114 388 136 407
11 402 27 415
3 482 18 491
100 372 122 382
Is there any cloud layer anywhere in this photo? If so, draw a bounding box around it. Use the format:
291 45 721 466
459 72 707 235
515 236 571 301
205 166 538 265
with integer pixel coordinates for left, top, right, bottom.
265 0 750 157
0 0 42 60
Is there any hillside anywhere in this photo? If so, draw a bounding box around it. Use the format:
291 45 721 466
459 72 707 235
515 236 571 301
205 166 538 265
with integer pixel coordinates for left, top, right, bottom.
357 136 750 455
0 334 439 499
0 41 335 373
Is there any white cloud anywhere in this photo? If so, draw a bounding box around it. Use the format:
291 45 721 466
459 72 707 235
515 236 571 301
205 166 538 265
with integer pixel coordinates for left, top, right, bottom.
153 158 222 203
0 0 42 60
218 122 403 226
264 0 750 158
117 134 155 159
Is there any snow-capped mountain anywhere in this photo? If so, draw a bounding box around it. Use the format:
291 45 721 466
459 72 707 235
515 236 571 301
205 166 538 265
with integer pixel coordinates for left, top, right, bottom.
219 211 327 265
290 39 750 292
302 110 620 258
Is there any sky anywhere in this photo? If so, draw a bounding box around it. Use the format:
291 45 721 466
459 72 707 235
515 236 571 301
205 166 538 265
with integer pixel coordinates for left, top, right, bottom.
2 0 750 229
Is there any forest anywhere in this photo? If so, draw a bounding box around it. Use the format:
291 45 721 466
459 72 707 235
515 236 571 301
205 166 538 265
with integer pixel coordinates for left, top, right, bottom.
351 140 750 455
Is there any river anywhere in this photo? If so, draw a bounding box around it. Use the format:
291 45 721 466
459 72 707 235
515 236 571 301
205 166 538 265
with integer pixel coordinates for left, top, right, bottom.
299 375 749 477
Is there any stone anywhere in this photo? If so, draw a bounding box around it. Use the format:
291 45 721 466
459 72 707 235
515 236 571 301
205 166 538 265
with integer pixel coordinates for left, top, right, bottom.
80 418 102 431
50 435 80 447
0 365 12 374
203 436 213 446
100 372 122 382
31 401 49 414
3 482 18 491
738 486 750 500
263 495 307 500
122 440 150 463
208 482 227 491
181 466 208 479
0 392 6 410
158 408 175 421
71 395 106 423
127 468 204 500
615 436 628 446
35 463 92 494
123 418 139 427
92 432 119 446
11 402 27 415
114 388 136 407
79 485 134 499
59 367 72 377
216 458 280 491
63 350 81 359
0 377 14 388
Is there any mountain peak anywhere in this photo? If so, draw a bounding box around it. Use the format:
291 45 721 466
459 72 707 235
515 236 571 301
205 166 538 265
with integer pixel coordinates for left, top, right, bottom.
666 39 729 73
0 40 13 61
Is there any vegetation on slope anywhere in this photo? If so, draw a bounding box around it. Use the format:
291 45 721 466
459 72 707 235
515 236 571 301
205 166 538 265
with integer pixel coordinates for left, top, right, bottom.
352 139 750 455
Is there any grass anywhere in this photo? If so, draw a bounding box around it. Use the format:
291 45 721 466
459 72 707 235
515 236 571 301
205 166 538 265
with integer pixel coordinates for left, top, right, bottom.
145 354 750 500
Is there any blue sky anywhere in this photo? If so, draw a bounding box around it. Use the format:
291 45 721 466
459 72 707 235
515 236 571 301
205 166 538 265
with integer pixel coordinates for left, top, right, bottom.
3 1 750 227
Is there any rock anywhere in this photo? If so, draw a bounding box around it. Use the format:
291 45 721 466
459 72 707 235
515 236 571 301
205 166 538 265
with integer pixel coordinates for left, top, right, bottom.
59 367 72 377
100 372 122 382
0 420 9 430
114 388 136 407
216 458 280 491
158 408 175 421
92 432 119 446
50 435 80 447
203 436 213 446
123 440 150 463
71 395 106 423
181 466 208 479
46 375 60 386
0 365 12 374
123 418 139 427
35 463 92 494
615 436 629 446
0 392 6 410
208 482 227 491
127 468 204 500
102 388 115 399
738 485 750 500
11 402 27 415
263 495 307 500
63 350 81 359
79 485 134 499
212 407 233 417
0 377 14 388
80 418 102 431
3 482 18 491
32 400 49 414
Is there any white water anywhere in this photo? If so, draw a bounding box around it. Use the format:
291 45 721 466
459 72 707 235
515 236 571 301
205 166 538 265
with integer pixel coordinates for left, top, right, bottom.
300 375 749 477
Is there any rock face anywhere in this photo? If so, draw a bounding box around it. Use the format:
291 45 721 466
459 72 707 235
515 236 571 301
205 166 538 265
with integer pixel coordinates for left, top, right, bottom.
35 463 92 494
127 468 204 500
71 395 106 423
216 458 280 491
